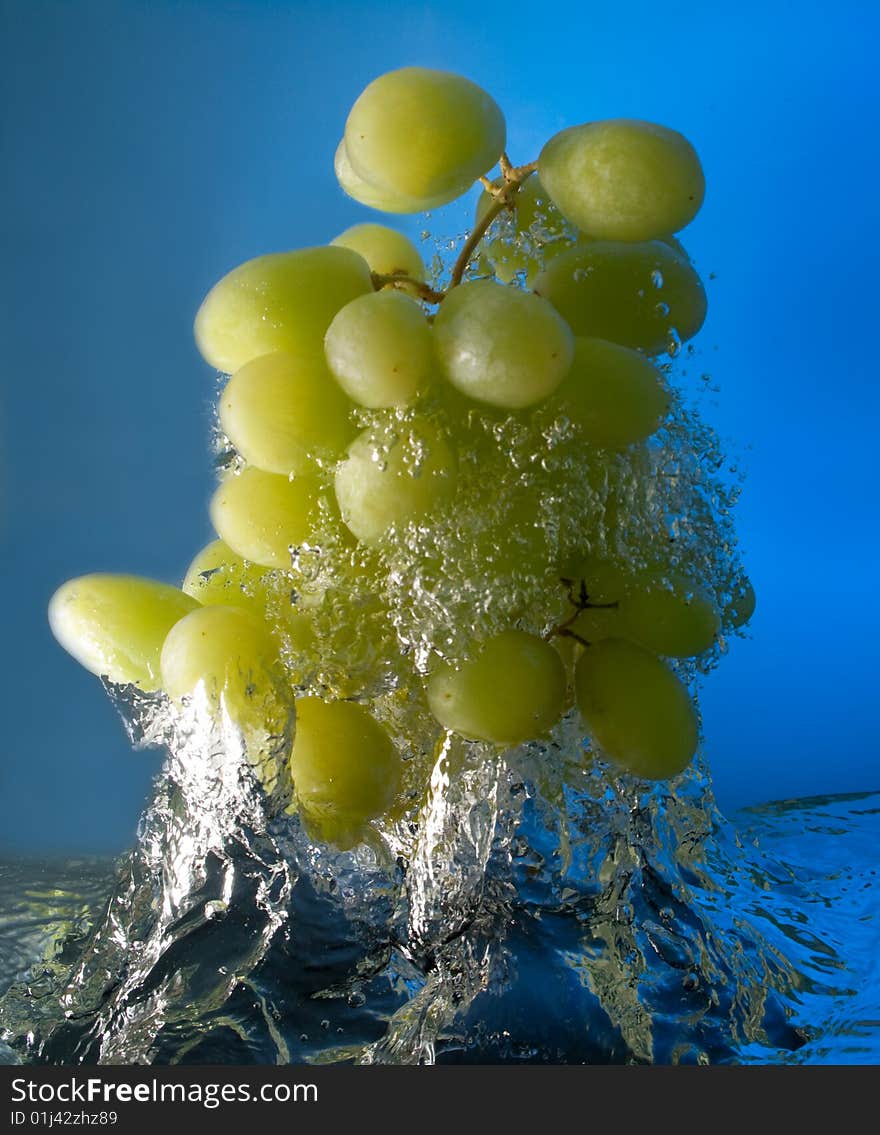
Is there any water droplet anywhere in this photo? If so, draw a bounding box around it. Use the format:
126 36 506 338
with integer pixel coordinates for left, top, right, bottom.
651 269 664 289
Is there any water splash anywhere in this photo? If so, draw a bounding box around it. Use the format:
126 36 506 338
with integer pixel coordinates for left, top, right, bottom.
1 706 876 1064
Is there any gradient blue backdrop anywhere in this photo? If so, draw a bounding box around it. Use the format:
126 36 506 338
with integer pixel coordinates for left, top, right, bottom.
1 0 877 853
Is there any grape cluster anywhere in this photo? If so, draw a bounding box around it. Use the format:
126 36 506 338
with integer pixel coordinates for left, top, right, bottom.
49 67 755 850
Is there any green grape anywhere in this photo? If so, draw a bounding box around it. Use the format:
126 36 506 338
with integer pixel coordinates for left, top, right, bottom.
182 539 271 613
160 605 290 784
550 337 669 448
534 240 707 356
344 67 505 207
334 417 457 546
330 222 425 282
48 574 199 691
324 291 432 409
574 638 698 779
288 696 401 848
475 173 576 284
334 139 452 214
426 629 567 746
194 246 373 374
617 576 720 657
726 573 757 629
210 467 322 569
218 350 355 475
538 119 705 242
433 279 574 409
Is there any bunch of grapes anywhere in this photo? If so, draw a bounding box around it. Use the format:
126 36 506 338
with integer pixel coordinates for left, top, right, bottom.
49 67 755 851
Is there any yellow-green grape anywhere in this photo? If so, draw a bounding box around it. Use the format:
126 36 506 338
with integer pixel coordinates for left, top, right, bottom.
534 240 707 356
330 222 425 282
324 291 432 409
426 629 567 746
726 573 757 629
551 337 669 448
538 119 705 242
194 246 373 374
182 539 271 613
288 696 401 848
210 467 322 569
334 139 452 214
334 417 457 546
160 605 289 777
218 350 354 475
574 638 698 779
433 280 574 409
49 574 199 690
616 577 720 658
475 173 575 284
344 67 505 208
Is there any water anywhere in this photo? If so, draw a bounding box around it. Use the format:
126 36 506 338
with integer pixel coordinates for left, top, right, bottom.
1 728 876 1064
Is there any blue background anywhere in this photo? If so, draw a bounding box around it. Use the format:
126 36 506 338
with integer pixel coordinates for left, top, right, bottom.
1 0 877 853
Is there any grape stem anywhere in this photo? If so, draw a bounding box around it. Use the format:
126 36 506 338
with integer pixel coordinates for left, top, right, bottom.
448 155 538 288
370 154 538 301
545 577 620 648
369 271 445 304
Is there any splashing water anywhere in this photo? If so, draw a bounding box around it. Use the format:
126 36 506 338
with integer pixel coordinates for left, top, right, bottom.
6 217 875 1066
1 721 877 1065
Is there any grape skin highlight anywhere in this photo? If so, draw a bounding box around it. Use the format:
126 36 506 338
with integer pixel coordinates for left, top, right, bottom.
219 351 355 475
550 336 670 449
330 223 425 282
334 139 453 214
433 279 574 409
334 418 457 546
539 119 705 242
427 629 567 746
324 291 432 409
195 246 373 374
182 539 271 612
534 240 707 356
344 67 505 206
210 467 323 569
49 574 199 691
288 697 401 848
575 638 698 779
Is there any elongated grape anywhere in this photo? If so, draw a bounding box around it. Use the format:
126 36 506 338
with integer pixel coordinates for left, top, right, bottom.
575 638 698 779
427 629 567 746
324 291 432 409
210 467 322 569
334 139 452 214
534 240 707 356
334 417 457 546
551 337 669 448
194 246 373 374
49 574 199 690
182 539 270 612
219 351 354 474
288 696 400 847
617 577 720 658
344 68 505 207
330 222 425 282
539 119 705 242
160 605 290 784
433 280 574 409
